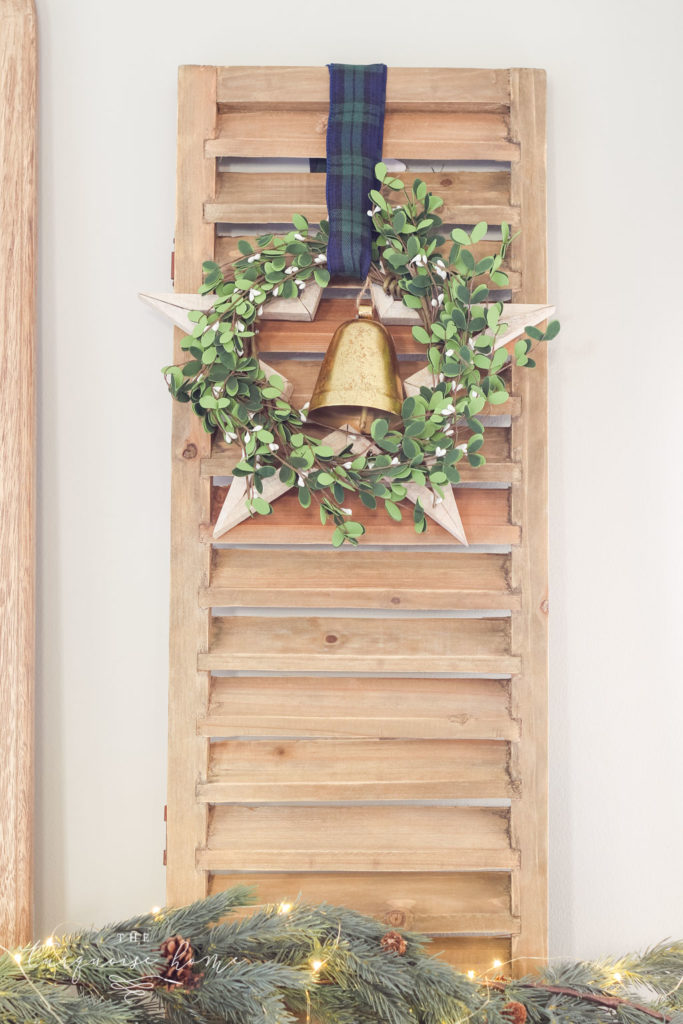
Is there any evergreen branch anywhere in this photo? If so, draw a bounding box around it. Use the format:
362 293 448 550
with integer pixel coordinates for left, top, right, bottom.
4 888 682 1024
488 978 673 1023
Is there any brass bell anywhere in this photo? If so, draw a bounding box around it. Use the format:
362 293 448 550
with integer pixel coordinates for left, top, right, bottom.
308 306 404 434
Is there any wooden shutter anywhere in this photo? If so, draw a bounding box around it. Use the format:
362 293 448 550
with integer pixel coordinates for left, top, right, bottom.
167 65 548 974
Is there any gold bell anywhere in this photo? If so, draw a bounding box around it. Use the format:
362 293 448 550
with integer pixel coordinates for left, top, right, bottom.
308 305 404 434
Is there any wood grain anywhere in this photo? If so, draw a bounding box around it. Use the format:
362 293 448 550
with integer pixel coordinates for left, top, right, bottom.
206 485 519 547
508 68 549 973
428 935 512 972
216 66 512 112
202 804 518 872
201 614 518 674
206 170 517 227
199 676 519 741
0 0 36 949
166 66 216 907
207 111 518 161
202 549 518 610
200 737 515 801
209 870 517 934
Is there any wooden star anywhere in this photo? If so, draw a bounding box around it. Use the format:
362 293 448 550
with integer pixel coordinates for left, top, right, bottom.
144 288 552 546
399 301 556 396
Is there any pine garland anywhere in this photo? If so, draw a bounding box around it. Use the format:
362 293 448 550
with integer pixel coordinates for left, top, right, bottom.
2 888 682 1024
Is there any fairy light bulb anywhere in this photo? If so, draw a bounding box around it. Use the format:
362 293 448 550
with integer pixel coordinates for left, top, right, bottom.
45 936 54 947
613 972 623 982
13 952 21 965
467 969 476 980
493 959 503 969
151 906 161 915
278 902 293 915
311 959 324 973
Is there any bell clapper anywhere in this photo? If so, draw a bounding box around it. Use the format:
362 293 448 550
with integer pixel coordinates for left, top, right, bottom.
358 407 371 434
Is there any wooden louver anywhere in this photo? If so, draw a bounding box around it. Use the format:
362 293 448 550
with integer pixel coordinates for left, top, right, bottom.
167 65 549 974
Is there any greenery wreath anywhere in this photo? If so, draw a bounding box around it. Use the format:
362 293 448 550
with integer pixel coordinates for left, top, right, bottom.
163 163 559 546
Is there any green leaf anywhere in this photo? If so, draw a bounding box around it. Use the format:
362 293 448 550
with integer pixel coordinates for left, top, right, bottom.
370 418 389 441
490 270 509 287
375 161 388 182
251 497 272 515
470 221 488 244
402 294 422 309
544 319 561 340
460 249 475 272
316 472 334 486
490 347 509 371
385 500 402 522
369 189 388 211
402 437 420 459
451 228 470 245
525 324 544 341
412 325 431 346
314 268 331 288
298 486 311 508
402 397 417 419
237 240 253 256
345 522 365 537
292 213 309 233
487 389 510 405
487 304 502 329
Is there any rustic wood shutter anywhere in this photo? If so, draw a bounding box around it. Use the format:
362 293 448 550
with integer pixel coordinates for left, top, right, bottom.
167 65 548 974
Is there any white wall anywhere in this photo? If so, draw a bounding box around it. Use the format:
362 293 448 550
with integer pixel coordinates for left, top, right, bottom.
36 0 683 957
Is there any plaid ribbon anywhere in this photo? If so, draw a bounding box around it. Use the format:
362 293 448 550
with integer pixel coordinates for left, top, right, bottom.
325 63 387 280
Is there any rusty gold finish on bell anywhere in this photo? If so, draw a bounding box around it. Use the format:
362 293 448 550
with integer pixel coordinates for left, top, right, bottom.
308 308 404 434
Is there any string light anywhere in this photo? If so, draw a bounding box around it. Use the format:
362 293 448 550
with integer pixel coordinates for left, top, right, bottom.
311 959 324 973
613 972 623 982
44 936 54 947
13 952 22 965
278 902 293 915
493 959 503 969
467 970 476 980
150 906 161 915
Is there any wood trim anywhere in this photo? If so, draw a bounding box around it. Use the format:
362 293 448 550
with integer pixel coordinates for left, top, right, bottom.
166 65 217 906
508 68 549 972
0 0 36 948
216 66 512 111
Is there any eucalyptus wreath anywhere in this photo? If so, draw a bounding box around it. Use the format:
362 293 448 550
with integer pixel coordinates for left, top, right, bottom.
163 163 559 546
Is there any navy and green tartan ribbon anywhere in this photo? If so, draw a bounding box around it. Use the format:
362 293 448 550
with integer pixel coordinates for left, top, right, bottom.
325 63 388 280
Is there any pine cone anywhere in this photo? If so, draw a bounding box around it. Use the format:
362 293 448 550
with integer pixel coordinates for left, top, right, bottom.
145 934 204 991
502 1001 527 1024
380 931 407 955
160 935 193 967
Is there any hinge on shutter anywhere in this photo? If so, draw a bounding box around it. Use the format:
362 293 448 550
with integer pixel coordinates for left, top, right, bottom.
163 804 168 866
170 248 175 285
